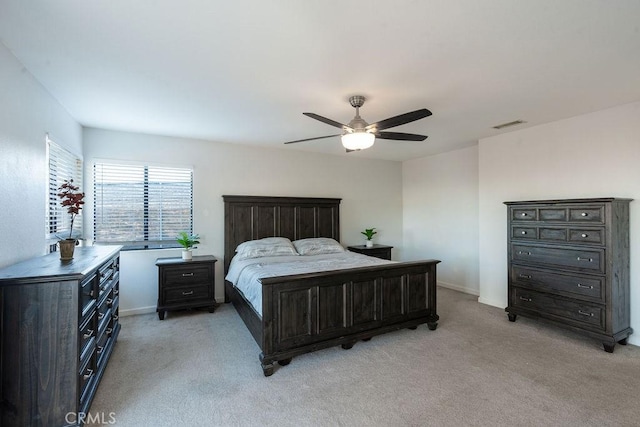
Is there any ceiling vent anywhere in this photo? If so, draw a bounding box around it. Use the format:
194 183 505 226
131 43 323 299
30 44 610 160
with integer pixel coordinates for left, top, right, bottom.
492 120 526 130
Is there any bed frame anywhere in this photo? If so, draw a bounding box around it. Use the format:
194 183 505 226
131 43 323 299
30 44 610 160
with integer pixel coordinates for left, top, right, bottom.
223 195 440 376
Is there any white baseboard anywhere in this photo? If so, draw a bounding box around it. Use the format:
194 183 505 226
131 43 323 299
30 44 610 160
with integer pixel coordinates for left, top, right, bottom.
437 280 479 296
120 306 156 317
477 297 505 308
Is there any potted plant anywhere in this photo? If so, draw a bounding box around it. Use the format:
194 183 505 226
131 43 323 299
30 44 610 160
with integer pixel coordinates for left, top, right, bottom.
57 179 85 260
361 227 377 247
177 231 200 260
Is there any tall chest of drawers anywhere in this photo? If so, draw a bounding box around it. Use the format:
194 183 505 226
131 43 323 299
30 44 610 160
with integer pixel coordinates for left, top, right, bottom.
504 198 632 352
0 246 121 426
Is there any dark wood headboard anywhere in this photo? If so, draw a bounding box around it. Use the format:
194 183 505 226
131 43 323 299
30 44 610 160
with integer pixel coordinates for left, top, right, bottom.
222 195 341 275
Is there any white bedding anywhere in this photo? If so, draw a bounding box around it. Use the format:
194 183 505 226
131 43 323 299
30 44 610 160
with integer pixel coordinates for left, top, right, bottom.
225 251 395 316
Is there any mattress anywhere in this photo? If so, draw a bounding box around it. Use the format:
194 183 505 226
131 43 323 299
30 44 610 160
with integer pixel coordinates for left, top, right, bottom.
225 251 394 316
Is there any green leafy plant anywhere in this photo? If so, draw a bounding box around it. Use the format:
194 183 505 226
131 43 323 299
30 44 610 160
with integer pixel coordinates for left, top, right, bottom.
57 179 85 239
177 231 200 250
361 228 377 240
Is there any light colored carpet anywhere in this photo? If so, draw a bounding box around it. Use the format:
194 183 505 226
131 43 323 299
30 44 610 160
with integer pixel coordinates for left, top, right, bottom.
87 288 640 426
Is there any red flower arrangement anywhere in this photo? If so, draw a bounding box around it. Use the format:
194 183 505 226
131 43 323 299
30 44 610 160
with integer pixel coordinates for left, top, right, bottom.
57 179 85 239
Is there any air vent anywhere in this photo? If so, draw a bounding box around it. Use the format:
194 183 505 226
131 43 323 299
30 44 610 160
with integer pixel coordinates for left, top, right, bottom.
492 120 526 130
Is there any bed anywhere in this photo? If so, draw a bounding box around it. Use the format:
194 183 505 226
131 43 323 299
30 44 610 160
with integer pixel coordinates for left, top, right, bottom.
223 195 440 376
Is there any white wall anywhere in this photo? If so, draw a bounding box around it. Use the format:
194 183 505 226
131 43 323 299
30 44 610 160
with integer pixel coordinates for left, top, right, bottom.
402 146 480 294
478 101 640 346
0 44 82 268
83 128 404 315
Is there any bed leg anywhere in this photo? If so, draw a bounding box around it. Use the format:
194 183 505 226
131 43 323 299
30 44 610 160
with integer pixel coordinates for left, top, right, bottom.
427 322 438 331
341 342 355 350
278 358 292 366
262 364 274 377
260 353 275 377
408 326 418 330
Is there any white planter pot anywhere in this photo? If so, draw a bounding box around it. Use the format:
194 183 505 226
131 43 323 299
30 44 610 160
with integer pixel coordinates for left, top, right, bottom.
182 250 193 260
365 240 373 248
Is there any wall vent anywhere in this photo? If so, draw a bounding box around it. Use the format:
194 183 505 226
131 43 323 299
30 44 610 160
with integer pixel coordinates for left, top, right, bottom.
492 120 526 130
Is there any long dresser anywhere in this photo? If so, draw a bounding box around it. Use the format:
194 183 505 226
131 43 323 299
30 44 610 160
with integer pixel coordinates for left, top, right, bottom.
504 198 632 352
0 246 121 426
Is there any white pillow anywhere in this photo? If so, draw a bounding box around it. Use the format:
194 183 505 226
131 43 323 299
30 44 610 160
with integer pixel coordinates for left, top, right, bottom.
292 238 345 256
234 237 298 260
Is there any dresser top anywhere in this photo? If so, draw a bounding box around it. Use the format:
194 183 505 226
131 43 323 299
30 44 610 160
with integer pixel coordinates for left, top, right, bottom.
0 245 121 285
504 197 632 205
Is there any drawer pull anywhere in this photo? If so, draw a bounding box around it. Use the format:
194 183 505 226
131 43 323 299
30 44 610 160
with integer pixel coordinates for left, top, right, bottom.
518 274 531 279
182 273 194 277
576 283 593 289
581 212 588 217
112 315 119 321
521 213 528 217
519 296 532 302
182 290 194 296
98 312 105 320
83 369 94 380
521 231 527 235
576 257 593 262
83 329 94 339
107 298 113 306
517 251 531 255
113 289 120 296
106 327 113 336
578 310 594 317
97 345 104 355
581 233 588 238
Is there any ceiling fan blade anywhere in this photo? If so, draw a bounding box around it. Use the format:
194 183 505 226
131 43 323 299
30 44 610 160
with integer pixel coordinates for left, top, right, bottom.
375 131 428 141
366 108 432 132
303 113 353 131
284 134 341 145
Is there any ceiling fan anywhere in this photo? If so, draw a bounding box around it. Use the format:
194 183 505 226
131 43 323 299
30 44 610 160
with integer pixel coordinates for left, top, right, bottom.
284 95 432 152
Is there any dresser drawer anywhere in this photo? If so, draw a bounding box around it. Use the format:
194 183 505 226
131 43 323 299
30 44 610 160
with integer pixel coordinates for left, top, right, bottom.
569 206 604 223
511 266 604 301
538 227 567 242
511 244 604 272
568 228 604 244
79 315 96 359
79 353 97 406
539 208 567 222
164 284 211 304
80 273 97 322
163 265 212 286
511 227 537 240
511 208 536 221
512 288 604 330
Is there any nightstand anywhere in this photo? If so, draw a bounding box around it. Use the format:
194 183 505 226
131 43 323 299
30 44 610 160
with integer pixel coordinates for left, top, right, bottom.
347 244 393 260
155 255 217 320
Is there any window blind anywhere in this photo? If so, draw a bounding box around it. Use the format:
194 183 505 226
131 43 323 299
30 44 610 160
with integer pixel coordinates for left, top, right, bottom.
93 162 193 247
46 137 83 241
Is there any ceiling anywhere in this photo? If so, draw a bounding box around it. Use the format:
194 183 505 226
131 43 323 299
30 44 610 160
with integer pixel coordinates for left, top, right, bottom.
1 0 640 161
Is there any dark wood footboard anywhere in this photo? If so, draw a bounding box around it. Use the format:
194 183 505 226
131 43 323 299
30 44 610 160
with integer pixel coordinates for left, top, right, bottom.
229 260 440 376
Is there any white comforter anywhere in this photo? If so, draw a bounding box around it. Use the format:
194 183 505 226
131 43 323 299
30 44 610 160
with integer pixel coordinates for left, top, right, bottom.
225 252 394 316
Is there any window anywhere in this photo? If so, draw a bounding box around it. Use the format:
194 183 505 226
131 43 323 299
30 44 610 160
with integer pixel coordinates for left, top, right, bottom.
46 135 83 243
93 162 193 248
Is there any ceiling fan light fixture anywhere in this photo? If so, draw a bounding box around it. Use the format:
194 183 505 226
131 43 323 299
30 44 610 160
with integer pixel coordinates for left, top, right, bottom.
341 132 375 150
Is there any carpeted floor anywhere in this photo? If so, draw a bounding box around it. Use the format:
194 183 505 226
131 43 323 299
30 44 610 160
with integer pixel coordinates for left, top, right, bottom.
87 288 640 426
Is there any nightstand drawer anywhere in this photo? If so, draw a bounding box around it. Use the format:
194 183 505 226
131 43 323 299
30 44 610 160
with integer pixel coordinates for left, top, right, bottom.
163 265 211 286
347 245 393 260
164 285 211 304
